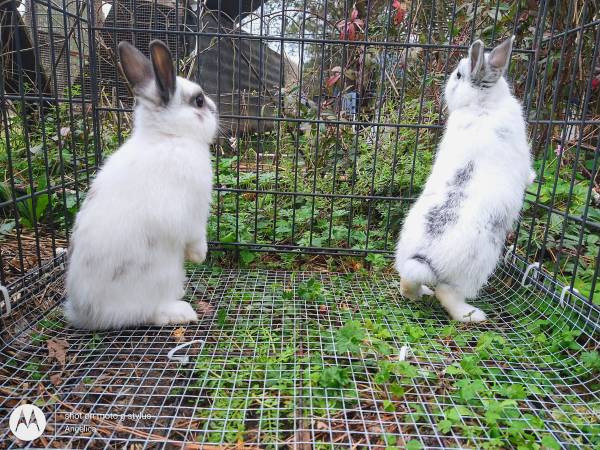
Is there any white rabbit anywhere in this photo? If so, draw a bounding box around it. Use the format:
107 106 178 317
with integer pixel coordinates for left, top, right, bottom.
64 40 218 329
395 36 534 322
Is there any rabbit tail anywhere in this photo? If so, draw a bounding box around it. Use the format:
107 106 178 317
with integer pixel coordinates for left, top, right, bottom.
401 255 437 285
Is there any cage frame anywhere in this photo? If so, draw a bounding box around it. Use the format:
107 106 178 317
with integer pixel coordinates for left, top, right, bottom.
1 0 599 448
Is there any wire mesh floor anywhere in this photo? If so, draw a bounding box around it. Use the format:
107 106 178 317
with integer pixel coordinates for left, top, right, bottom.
1 262 598 449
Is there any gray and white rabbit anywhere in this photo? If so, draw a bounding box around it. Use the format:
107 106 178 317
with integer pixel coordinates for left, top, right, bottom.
64 40 218 329
395 37 534 322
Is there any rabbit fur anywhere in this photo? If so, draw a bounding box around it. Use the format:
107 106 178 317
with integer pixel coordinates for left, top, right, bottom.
395 36 535 322
64 40 218 329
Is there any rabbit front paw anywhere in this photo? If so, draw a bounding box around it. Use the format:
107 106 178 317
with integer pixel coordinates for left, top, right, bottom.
185 240 208 264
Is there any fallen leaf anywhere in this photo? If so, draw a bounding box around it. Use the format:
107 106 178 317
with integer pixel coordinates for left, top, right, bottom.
50 372 63 386
47 338 68 367
60 126 71 137
316 421 328 430
172 327 186 342
197 300 214 316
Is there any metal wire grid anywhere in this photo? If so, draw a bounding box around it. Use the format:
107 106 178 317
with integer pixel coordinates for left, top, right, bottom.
1 0 97 284
1 1 599 445
0 261 598 448
1 0 599 308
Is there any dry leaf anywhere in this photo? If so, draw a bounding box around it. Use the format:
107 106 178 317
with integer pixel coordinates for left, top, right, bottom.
316 421 328 430
47 338 68 367
172 327 186 342
59 126 71 137
50 372 63 386
197 300 214 316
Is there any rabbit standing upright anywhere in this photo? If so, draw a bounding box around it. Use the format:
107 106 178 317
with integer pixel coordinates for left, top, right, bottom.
395 36 534 322
64 40 218 329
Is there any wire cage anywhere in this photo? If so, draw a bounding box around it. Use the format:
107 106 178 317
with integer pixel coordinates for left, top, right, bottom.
1 0 599 448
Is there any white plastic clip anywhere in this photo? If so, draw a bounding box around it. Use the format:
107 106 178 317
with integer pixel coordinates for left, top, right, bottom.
521 262 540 287
166 339 203 363
559 285 580 307
0 285 10 317
398 345 411 361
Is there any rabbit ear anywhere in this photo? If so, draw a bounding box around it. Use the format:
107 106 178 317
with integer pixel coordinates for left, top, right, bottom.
118 41 153 90
488 36 515 73
469 40 485 78
149 40 176 104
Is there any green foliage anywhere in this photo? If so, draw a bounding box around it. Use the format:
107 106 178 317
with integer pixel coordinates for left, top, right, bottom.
0 90 121 234
333 320 365 354
317 366 350 389
455 379 486 402
298 278 325 302
405 440 423 450
365 253 389 270
2 70 596 308
520 151 599 303
541 434 560 450
582 351 600 372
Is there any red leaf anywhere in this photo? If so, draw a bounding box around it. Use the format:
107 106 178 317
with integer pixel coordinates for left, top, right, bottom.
350 7 359 21
326 73 341 87
394 9 405 24
392 1 406 25
348 23 356 40
592 77 600 89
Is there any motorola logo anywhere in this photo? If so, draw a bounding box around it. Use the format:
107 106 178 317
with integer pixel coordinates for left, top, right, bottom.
9 404 46 441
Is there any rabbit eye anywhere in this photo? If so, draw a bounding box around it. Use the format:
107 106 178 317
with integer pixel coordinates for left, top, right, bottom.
195 93 204 108
456 72 462 79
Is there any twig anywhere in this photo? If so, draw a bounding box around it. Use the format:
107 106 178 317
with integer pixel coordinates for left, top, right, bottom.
385 69 400 97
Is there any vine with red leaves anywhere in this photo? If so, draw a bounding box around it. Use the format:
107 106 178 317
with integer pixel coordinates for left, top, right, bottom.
335 6 364 41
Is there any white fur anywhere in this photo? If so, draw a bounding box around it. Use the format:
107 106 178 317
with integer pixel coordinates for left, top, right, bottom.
65 65 218 329
395 38 533 322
